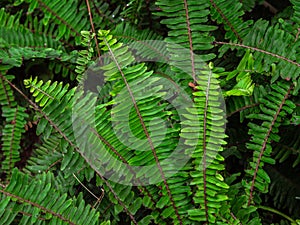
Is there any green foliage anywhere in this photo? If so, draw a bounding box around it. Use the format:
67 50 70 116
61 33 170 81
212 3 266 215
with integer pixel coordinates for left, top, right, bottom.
1 0 300 224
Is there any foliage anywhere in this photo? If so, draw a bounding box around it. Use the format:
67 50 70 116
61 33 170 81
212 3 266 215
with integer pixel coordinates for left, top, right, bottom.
0 0 300 224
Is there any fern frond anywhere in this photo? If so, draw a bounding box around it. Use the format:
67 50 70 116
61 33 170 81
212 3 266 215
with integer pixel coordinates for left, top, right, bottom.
291 0 300 26
33 0 90 44
226 84 267 122
24 134 62 174
96 29 191 223
0 8 62 49
0 169 99 224
112 22 166 61
1 106 28 176
266 164 300 216
88 0 121 29
243 20 300 82
155 0 217 84
181 66 229 224
244 81 296 205
209 0 253 42
75 31 96 85
120 0 157 28
24 76 76 137
24 75 140 224
0 46 74 68
0 73 16 107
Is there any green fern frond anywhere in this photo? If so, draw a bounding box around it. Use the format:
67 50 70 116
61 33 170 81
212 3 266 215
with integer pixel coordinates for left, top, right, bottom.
96 29 191 223
0 169 99 224
0 73 16 107
266 164 300 216
33 0 90 44
24 134 62 174
75 31 95 85
223 50 255 97
245 81 296 205
24 75 140 223
291 0 300 26
241 0 258 12
209 0 253 42
181 67 229 224
1 106 28 176
0 8 62 49
120 0 157 28
0 7 79 79
243 19 300 82
0 46 74 68
155 0 217 83
24 76 76 137
112 22 166 61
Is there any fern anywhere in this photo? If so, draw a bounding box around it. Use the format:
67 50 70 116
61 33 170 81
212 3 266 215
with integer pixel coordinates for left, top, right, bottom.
0 169 99 224
245 81 296 204
1 0 300 224
209 0 253 55
243 19 300 82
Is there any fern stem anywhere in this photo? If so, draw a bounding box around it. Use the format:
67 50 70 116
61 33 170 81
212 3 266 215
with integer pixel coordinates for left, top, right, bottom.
201 69 213 223
213 41 300 68
85 0 101 60
183 0 196 84
258 205 297 223
72 173 99 200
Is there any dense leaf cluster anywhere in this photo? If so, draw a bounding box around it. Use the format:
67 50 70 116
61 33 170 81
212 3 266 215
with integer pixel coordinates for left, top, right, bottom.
0 0 300 224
